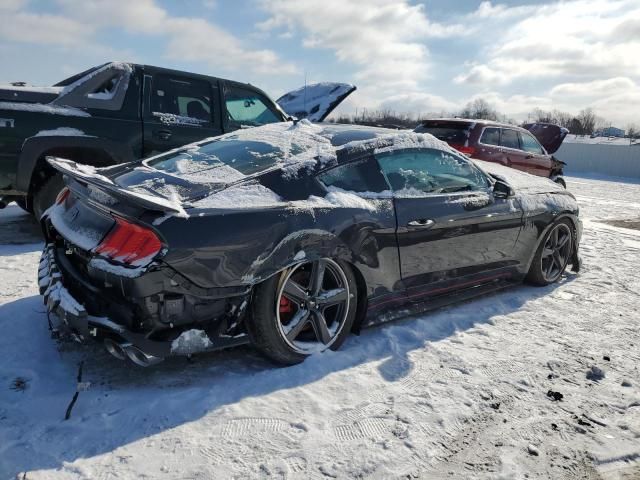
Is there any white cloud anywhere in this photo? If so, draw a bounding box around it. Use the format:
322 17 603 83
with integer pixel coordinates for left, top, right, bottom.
2 0 297 77
456 0 640 85
258 0 466 92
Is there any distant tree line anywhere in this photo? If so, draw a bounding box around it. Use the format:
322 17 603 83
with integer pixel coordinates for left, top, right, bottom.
331 98 638 140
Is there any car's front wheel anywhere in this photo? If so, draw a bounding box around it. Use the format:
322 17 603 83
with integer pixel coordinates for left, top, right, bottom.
526 220 574 286
248 258 358 365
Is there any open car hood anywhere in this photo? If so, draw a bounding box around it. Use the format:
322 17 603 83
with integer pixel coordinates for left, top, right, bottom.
523 123 569 154
277 83 356 122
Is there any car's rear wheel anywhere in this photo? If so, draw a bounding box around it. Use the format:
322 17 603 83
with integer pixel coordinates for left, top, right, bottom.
526 220 573 286
248 258 357 365
33 174 64 220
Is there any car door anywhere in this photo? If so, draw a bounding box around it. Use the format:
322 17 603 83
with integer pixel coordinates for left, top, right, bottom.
143 72 223 156
518 130 552 177
476 126 504 165
376 148 523 298
500 128 530 173
222 82 285 132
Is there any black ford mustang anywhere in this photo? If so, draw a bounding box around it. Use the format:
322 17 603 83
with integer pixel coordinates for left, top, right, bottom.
39 121 581 366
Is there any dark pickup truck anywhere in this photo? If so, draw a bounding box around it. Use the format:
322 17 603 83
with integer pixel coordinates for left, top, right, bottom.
0 62 355 217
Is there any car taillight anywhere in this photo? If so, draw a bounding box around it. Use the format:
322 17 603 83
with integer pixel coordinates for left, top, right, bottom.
55 187 70 205
452 145 476 157
94 216 162 266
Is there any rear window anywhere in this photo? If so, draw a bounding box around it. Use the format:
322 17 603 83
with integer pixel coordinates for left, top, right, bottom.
414 123 471 145
147 139 309 178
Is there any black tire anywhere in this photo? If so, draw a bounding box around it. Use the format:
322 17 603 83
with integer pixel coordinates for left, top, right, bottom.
33 174 65 220
247 258 358 365
526 219 574 286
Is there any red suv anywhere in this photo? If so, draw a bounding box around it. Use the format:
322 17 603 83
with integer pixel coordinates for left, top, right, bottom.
415 119 568 187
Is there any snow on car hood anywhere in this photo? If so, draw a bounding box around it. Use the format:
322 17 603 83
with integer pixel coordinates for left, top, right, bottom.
277 83 356 122
472 159 564 194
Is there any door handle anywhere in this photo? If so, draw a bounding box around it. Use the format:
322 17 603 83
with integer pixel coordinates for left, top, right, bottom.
407 219 435 229
154 129 172 141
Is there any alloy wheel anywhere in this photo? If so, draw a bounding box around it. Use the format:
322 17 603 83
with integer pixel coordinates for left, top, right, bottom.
275 259 351 354
540 223 572 283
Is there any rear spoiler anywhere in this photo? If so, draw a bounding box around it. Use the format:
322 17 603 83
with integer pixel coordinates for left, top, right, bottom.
48 157 185 214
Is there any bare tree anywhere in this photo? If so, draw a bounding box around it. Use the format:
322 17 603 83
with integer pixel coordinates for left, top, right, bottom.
459 98 499 121
627 123 639 144
577 108 596 135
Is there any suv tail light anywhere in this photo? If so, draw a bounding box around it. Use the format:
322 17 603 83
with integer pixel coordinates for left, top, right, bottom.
94 216 162 266
452 145 476 157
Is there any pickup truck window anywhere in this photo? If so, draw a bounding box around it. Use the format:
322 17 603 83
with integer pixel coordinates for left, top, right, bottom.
151 75 213 123
224 86 281 127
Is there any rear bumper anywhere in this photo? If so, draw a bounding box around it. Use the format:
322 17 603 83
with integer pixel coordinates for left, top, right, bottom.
38 244 250 361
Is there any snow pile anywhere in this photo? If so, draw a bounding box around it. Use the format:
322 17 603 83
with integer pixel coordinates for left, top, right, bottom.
46 202 105 251
35 127 91 137
0 101 90 117
193 183 283 209
339 131 459 158
171 329 213 355
151 112 207 127
88 258 147 278
304 190 377 211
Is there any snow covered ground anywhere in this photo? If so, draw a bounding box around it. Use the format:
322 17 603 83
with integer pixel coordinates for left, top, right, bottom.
1 175 639 480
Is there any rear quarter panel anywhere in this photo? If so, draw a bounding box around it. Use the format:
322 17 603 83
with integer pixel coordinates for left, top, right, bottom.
156 199 401 300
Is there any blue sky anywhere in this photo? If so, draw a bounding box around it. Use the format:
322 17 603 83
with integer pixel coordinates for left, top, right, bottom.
1 0 639 125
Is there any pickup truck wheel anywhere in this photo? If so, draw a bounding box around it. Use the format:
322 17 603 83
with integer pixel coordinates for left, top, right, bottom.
33 174 64 219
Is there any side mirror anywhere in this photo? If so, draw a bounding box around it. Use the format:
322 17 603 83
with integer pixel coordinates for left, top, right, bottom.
493 179 514 199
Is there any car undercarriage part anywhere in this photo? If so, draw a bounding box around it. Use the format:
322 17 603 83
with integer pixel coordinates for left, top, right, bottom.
0 196 18 208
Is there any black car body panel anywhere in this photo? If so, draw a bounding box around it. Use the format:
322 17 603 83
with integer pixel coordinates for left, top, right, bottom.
40 122 581 362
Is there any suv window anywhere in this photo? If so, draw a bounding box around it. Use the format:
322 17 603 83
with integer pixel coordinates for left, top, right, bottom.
415 123 472 145
500 129 520 150
318 158 389 193
376 148 488 194
519 131 545 154
480 127 500 146
224 86 281 127
151 75 212 123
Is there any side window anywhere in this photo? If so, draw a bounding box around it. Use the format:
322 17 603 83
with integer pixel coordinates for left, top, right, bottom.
224 85 282 127
500 129 520 150
55 65 131 111
480 127 500 146
519 131 545 154
86 71 125 100
376 149 488 194
318 158 389 193
151 75 212 123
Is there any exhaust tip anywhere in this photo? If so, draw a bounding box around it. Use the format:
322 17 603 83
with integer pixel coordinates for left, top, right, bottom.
123 345 164 367
104 338 128 361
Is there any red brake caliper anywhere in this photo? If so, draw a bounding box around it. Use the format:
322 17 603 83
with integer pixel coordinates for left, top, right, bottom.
279 296 293 314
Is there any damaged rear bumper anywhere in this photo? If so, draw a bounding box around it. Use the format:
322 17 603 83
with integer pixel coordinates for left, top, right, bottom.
38 244 250 364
